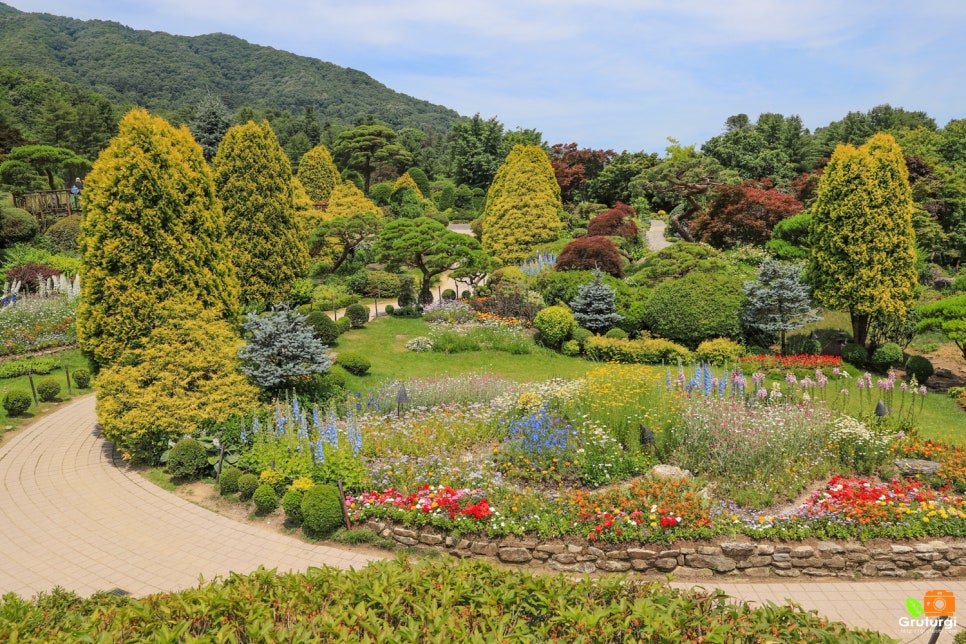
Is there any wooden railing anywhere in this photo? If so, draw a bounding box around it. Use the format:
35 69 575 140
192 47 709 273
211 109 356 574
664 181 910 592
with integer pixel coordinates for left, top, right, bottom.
11 189 80 229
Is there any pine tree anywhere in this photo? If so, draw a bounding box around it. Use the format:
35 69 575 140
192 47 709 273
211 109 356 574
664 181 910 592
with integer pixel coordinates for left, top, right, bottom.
188 91 233 163
742 260 819 354
481 145 564 264
808 133 917 346
237 306 333 394
297 144 341 204
77 108 240 368
96 300 259 464
569 269 624 334
213 121 309 309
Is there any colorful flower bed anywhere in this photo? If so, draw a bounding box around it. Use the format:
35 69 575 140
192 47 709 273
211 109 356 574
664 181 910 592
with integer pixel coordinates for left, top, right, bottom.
739 353 843 371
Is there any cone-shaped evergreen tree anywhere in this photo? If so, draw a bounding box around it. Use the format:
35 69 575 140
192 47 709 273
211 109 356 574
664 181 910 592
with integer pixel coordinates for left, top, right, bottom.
481 144 563 264
569 269 624 334
297 144 341 204
808 133 917 346
214 121 309 308
742 259 819 354
188 91 233 163
77 108 240 368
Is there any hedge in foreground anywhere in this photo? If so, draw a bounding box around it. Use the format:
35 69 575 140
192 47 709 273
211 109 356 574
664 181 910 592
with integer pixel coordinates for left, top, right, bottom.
0 557 891 643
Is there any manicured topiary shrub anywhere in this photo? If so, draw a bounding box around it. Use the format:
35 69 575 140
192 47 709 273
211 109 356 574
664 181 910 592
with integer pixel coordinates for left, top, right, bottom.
301 484 344 537
305 311 340 345
71 367 91 389
533 305 576 349
46 214 81 253
384 304 394 315
252 484 279 514
561 339 581 356
695 338 744 365
336 317 352 333
1 207 38 244
337 352 371 376
219 467 243 495
2 389 32 416
237 473 259 501
584 336 692 364
604 328 628 340
572 327 593 350
166 438 209 480
642 272 743 349
871 342 903 372
842 343 868 367
556 236 625 277
36 378 61 402
282 489 304 524
442 288 456 301
344 304 370 328
904 355 934 384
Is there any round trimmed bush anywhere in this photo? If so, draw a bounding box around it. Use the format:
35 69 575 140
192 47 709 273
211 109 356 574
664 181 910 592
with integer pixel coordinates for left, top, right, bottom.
71 367 91 389
344 304 370 328
301 484 344 537
695 338 744 365
442 288 456 301
166 438 209 480
336 316 353 333
904 355 934 384
305 311 340 344
841 343 868 367
1 207 38 244
604 328 628 340
36 378 61 402
282 489 304 524
871 342 903 372
237 473 259 501
46 215 81 253
533 305 576 349
384 304 394 315
337 352 371 376
642 272 743 349
219 467 243 495
2 389 32 416
561 339 581 356
572 327 593 350
252 484 279 514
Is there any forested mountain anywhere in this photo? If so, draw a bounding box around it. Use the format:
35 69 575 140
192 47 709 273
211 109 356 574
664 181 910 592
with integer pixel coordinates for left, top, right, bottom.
0 2 460 133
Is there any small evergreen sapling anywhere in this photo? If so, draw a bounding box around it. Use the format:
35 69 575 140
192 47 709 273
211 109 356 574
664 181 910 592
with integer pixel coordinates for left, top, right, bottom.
742 260 820 355
238 306 333 394
569 269 624 334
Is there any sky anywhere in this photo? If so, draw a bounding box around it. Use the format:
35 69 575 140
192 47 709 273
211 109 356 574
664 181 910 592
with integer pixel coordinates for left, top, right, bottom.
9 1 966 153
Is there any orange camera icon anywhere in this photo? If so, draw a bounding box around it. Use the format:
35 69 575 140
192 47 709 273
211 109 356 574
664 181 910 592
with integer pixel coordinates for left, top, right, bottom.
924 590 956 617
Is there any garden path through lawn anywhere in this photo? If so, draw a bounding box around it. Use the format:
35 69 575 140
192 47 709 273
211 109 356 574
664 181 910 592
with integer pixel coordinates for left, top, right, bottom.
0 395 385 599
1 395 964 641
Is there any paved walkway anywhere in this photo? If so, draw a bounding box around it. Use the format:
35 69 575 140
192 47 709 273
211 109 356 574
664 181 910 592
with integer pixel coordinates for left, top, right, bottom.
1 396 964 641
646 218 673 252
0 395 383 599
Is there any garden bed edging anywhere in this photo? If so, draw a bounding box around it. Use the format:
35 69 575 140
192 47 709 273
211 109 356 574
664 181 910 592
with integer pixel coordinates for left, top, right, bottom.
363 520 966 579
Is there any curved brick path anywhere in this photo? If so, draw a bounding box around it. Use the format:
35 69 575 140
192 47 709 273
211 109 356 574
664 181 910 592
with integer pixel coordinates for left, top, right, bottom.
0 395 384 598
0 395 963 641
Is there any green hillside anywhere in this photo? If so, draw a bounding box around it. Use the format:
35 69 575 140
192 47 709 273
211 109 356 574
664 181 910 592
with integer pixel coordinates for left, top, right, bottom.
0 2 460 133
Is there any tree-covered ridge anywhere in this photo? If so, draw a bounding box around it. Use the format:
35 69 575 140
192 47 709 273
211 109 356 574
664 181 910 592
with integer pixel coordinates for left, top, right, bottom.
0 3 460 133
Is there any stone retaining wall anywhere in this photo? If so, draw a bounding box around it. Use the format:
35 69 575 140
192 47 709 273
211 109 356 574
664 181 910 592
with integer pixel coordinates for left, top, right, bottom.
364 521 966 579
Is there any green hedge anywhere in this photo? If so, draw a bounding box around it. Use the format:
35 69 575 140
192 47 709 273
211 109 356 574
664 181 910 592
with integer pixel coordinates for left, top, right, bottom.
0 357 58 380
585 336 692 364
0 559 890 642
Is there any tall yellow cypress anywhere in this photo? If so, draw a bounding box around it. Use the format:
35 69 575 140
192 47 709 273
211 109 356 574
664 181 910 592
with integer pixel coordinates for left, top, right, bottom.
297 144 341 204
480 144 563 264
213 121 309 308
808 133 917 346
77 108 239 368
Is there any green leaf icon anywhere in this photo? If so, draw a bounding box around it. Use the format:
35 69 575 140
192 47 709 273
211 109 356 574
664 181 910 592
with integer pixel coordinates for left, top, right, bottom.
906 597 925 618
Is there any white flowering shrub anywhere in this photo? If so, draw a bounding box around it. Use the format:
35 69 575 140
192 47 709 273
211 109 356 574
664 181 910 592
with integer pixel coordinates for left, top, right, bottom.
405 336 434 352
829 415 898 476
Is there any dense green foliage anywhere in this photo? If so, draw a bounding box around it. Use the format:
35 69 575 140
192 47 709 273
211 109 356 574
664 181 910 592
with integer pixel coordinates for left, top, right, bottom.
1 388 31 416
35 377 60 402
237 307 333 393
569 270 624 334
219 467 243 495
252 483 279 514
297 144 341 203
904 355 934 383
643 271 744 348
213 120 308 309
917 293 966 359
336 352 371 376
70 367 90 389
166 438 209 480
0 558 889 643
742 259 819 354
77 108 239 368
300 484 344 537
0 8 458 133
532 305 576 349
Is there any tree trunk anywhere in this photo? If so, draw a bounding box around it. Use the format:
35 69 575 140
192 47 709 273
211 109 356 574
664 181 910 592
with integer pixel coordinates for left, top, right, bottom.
850 310 869 348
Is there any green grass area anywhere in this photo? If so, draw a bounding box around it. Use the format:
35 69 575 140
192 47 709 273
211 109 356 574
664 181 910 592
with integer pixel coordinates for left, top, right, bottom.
0 348 93 440
330 316 594 390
